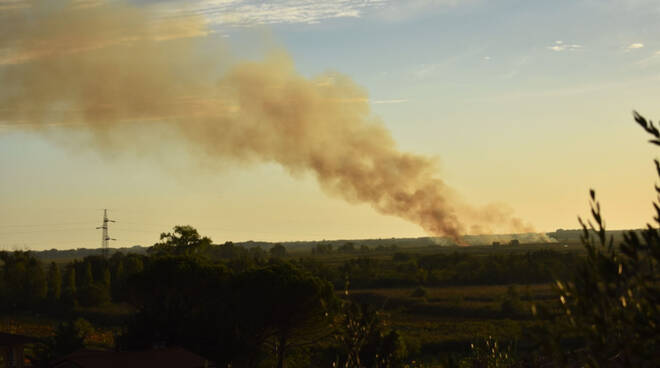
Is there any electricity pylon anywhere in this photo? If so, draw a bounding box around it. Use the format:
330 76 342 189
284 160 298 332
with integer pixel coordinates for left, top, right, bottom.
96 209 116 257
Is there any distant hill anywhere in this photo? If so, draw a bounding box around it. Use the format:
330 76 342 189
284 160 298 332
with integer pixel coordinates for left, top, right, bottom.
546 228 645 245
32 245 148 261
28 229 642 261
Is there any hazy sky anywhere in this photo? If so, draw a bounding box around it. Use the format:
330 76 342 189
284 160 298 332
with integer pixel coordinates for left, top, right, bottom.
2 0 660 250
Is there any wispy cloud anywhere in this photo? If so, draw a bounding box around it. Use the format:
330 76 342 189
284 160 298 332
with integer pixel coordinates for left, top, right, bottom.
407 46 488 80
151 0 391 27
0 0 391 26
472 80 634 103
0 0 106 11
626 42 644 50
547 40 582 52
163 0 474 26
410 63 442 79
0 0 29 11
368 0 473 22
371 99 408 104
501 55 530 80
634 50 660 68
1 0 468 30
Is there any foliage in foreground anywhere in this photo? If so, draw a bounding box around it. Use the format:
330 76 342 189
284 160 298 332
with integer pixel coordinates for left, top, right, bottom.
459 337 517 368
538 112 660 366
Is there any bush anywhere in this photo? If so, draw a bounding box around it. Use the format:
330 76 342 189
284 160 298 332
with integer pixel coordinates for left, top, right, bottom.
78 282 111 307
35 318 94 363
410 286 428 298
460 336 518 368
333 299 408 368
500 286 525 317
269 244 287 258
540 112 660 366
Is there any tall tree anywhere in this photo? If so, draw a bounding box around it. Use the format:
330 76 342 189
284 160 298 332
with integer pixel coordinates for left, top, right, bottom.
62 266 77 306
269 244 286 258
149 225 212 256
81 262 94 288
101 266 111 287
119 256 233 364
0 251 47 307
124 255 144 275
232 263 337 368
47 262 62 302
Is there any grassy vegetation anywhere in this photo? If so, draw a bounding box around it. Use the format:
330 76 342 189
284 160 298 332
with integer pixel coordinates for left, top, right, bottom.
0 313 117 348
345 284 555 362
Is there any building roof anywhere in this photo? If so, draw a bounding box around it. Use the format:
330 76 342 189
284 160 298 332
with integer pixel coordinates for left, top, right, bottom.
0 332 38 346
52 347 214 368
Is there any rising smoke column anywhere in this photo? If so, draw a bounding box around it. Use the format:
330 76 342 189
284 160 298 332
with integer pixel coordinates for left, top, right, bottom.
0 0 532 242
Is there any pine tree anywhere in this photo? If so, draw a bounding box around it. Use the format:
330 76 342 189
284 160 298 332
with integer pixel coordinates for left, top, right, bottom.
82 262 93 288
26 256 47 305
47 262 62 302
102 266 111 287
62 266 77 306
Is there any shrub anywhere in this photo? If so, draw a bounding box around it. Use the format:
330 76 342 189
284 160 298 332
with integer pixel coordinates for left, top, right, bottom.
35 318 95 363
500 286 525 317
540 112 660 366
410 286 428 298
460 336 518 368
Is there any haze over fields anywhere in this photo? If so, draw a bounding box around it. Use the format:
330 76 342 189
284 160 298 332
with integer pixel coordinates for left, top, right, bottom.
1 0 660 249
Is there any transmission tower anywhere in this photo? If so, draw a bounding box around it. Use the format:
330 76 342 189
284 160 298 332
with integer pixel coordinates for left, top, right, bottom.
96 209 116 257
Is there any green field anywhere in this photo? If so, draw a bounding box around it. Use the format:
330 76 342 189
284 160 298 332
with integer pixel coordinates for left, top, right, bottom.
347 284 555 356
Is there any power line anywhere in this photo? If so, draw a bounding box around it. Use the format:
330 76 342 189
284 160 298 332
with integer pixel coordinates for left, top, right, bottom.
0 222 96 228
96 209 116 258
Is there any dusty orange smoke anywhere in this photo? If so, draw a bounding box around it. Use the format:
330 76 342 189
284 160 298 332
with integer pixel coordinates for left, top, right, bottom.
0 0 533 242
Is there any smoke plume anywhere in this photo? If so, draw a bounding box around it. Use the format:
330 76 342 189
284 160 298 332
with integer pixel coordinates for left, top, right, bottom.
0 0 533 242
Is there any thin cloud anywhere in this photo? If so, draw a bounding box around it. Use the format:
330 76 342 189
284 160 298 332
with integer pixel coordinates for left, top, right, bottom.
1 0 469 30
501 55 530 80
634 50 660 68
547 40 582 52
147 0 473 27
0 0 29 11
411 63 442 79
472 80 633 103
0 0 389 26
409 47 488 80
369 0 472 22
151 0 390 27
371 99 408 104
627 42 644 50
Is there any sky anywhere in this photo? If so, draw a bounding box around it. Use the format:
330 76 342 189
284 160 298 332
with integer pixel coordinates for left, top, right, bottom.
1 0 660 250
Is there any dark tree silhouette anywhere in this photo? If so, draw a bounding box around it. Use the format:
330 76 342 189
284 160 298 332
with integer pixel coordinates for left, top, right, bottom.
149 225 212 256
269 243 287 258
46 262 62 303
62 265 77 306
0 251 46 309
543 112 660 366
231 262 337 368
